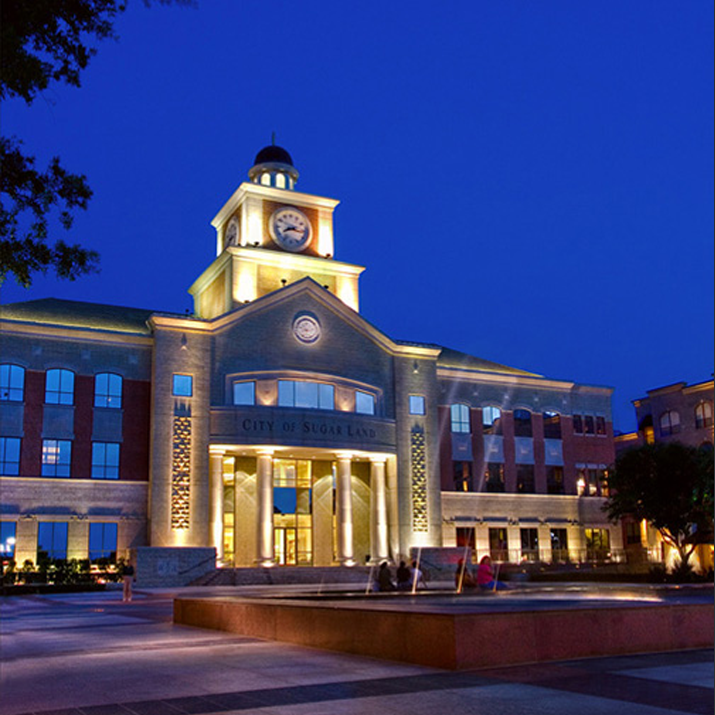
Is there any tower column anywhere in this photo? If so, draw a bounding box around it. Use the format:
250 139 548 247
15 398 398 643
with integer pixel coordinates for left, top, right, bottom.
335 453 355 565
256 450 275 566
208 448 225 561
369 458 389 563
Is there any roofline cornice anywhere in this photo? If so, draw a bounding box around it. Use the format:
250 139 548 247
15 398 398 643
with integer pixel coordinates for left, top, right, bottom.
0 319 153 346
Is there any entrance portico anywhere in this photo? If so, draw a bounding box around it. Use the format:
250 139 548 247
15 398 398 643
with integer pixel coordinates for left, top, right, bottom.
209 444 394 567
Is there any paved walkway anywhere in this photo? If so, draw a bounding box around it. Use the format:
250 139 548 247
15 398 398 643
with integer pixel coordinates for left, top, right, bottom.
1 586 712 715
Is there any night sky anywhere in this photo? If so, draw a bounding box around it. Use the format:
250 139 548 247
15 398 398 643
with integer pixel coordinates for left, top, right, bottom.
2 1 712 433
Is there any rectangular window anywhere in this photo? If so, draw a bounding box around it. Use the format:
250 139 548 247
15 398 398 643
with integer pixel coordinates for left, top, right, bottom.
37 522 68 560
595 416 606 435
484 462 505 493
513 410 533 437
41 440 72 477
0 437 21 475
0 364 25 402
172 374 193 397
488 528 508 561
409 395 425 415
91 443 120 479
520 528 539 561
94 373 122 408
88 523 118 561
278 380 334 410
233 381 256 406
573 415 583 434
355 390 375 415
456 527 475 551
450 404 470 433
516 464 535 493
482 406 502 435
585 528 611 561
543 412 562 439
546 466 565 495
584 415 595 435
550 528 568 561
453 461 472 491
625 521 641 545
0 521 17 558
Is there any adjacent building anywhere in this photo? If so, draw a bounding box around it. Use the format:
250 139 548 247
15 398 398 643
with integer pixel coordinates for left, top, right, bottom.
0 145 621 577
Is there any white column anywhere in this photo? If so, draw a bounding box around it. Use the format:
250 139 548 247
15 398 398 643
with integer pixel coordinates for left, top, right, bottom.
256 450 275 566
335 453 355 566
370 458 389 563
208 448 225 562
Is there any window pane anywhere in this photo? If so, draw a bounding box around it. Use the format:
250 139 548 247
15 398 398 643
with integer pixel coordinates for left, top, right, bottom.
89 523 118 561
584 415 595 435
42 440 72 477
595 416 606 435
409 395 425 415
0 364 25 401
278 380 294 406
573 415 583 433
46 369 74 405
355 391 375 415
318 384 334 410
295 381 318 408
0 437 21 475
172 374 193 397
513 409 532 437
91 442 120 479
451 404 470 433
233 381 255 406
0 521 16 557
543 411 561 439
38 522 68 560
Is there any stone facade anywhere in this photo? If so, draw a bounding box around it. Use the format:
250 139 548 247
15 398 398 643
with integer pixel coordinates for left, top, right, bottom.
0 145 622 577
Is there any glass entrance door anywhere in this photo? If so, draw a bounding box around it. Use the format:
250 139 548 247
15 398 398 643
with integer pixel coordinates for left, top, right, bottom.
274 527 297 565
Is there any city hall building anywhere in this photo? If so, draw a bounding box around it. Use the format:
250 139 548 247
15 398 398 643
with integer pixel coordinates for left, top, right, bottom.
0 146 619 576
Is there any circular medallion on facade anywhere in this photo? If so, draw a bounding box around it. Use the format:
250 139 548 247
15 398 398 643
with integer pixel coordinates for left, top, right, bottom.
292 313 321 344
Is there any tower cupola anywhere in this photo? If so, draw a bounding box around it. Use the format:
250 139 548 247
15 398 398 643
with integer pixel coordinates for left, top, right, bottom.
248 142 299 190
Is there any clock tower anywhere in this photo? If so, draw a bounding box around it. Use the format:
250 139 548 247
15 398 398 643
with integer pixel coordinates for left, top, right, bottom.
189 144 364 319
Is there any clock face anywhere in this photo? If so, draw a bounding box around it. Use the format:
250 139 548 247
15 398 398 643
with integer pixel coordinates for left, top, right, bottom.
269 207 312 252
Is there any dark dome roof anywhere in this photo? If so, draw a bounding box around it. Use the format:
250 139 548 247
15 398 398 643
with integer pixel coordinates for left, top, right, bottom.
253 145 294 166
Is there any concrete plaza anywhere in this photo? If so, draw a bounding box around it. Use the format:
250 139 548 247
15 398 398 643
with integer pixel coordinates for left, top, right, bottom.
1 585 713 715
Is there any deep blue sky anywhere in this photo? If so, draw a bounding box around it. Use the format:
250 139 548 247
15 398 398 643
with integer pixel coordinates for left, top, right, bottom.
2 1 713 432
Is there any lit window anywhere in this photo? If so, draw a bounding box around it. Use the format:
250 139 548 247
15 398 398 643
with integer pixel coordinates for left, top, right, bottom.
91 442 120 479
89 523 118 561
521 528 539 561
543 411 561 439
0 521 16 557
0 437 21 475
278 380 334 410
172 374 193 397
37 522 68 560
94 373 122 408
659 410 680 436
409 395 425 415
41 439 72 477
275 173 286 189
355 391 375 415
453 461 472 491
551 528 568 561
233 381 256 406
513 409 532 437
45 369 74 405
0 364 25 401
695 402 713 429
482 406 501 435
450 404 470 433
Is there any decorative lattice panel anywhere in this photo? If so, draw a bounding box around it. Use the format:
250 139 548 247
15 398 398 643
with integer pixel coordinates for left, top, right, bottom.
171 415 191 529
410 425 428 532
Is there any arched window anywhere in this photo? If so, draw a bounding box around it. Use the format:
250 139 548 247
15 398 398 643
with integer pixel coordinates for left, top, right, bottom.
0 364 25 401
659 410 680 436
45 369 75 405
95 373 123 408
695 402 713 430
543 411 561 439
450 404 470 433
513 409 532 437
482 406 501 435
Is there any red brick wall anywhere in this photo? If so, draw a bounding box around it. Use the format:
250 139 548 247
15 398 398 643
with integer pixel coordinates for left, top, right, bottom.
73 375 93 479
121 379 151 481
20 370 43 476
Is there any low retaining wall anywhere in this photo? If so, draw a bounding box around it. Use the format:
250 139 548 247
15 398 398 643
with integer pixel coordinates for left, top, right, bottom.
174 596 714 670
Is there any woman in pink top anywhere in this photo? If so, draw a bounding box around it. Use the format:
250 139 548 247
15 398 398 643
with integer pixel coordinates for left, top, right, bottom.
477 555 508 591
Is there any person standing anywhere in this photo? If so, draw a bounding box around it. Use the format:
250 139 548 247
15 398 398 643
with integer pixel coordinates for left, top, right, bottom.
121 561 135 602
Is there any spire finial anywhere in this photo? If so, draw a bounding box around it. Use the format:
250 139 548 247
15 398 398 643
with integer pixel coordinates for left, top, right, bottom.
271 131 276 146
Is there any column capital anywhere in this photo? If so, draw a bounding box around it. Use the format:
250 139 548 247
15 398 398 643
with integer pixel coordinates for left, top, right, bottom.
209 446 226 457
334 451 354 461
256 448 275 457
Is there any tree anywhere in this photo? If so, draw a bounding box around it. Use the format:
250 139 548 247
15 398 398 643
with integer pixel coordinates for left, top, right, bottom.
604 442 714 571
0 1 188 287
